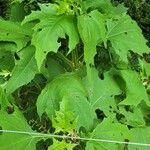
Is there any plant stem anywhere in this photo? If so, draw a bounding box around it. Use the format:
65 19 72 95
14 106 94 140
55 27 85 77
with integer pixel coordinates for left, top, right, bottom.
72 46 79 69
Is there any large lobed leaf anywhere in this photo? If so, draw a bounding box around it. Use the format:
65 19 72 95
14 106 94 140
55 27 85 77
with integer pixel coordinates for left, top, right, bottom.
37 73 96 131
107 16 150 62
83 68 120 116
22 4 79 69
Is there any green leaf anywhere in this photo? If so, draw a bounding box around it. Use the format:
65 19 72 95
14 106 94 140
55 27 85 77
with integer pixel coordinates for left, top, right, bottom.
48 139 76 150
78 10 106 88
119 107 145 127
0 42 17 52
142 61 150 76
107 16 150 62
37 73 96 130
10 2 26 22
129 127 150 150
41 53 66 81
23 4 79 69
0 87 10 109
52 97 77 133
78 10 106 66
22 4 57 24
0 19 32 50
5 46 38 94
86 117 131 150
83 68 120 116
0 50 15 71
82 0 127 15
0 109 40 150
119 70 149 106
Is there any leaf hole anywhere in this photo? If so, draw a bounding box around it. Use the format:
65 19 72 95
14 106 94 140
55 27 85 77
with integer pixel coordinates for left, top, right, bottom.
98 73 104 80
127 125 133 130
14 52 20 60
45 64 48 68
109 106 112 109
37 29 42 32
70 5 73 10
116 113 125 121
6 105 14 114
124 105 133 113
95 109 105 120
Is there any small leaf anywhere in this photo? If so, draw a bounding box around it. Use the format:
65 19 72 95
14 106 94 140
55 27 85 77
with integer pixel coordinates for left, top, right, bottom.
52 97 77 133
48 139 76 150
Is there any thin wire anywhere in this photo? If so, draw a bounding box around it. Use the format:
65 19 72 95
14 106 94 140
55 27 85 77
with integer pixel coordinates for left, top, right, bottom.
0 130 150 147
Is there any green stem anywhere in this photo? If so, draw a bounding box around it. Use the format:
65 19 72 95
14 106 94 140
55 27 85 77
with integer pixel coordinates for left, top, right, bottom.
57 51 74 71
72 46 79 69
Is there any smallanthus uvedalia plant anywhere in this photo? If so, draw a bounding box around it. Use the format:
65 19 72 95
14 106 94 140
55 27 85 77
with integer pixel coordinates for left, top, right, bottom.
0 0 150 149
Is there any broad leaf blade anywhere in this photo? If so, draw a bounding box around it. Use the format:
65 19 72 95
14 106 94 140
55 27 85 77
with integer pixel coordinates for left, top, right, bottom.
23 5 79 69
0 19 32 50
107 16 150 62
37 73 96 130
78 10 106 66
120 107 145 127
83 68 120 116
5 46 38 94
78 10 106 88
119 70 149 106
86 118 131 150
82 0 127 15
0 110 39 150
129 127 150 150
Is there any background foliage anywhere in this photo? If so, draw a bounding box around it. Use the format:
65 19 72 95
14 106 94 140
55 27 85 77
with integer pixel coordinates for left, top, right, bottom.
0 0 150 150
